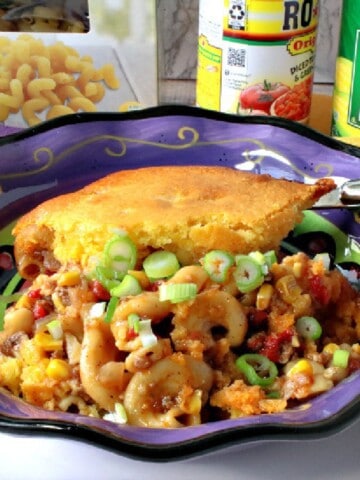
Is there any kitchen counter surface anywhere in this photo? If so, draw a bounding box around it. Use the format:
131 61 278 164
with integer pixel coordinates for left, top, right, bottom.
1 416 360 480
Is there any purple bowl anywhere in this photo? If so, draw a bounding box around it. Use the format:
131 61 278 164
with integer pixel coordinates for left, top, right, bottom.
0 106 359 461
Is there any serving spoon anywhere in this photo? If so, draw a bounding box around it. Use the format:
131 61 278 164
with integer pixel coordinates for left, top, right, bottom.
312 178 360 210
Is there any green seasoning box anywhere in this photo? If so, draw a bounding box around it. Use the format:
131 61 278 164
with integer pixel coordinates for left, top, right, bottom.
332 0 360 137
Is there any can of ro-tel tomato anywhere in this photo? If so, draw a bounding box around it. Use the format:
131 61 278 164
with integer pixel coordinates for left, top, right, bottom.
331 0 360 138
196 0 319 123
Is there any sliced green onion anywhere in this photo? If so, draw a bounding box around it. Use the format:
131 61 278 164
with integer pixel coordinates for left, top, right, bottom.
248 251 269 275
110 274 142 298
0 292 22 304
0 272 23 331
202 250 234 283
248 251 265 265
104 234 137 276
248 250 277 275
96 265 124 281
266 390 281 399
95 266 121 291
296 316 322 340
127 313 140 334
46 319 63 340
103 402 128 424
333 349 350 368
143 251 180 279
233 255 264 293
114 402 128 423
159 282 197 303
236 353 278 387
138 319 157 348
104 296 118 323
264 250 277 269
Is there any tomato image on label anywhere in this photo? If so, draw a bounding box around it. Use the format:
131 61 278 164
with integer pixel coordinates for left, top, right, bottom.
239 81 290 114
270 76 313 122
196 0 319 123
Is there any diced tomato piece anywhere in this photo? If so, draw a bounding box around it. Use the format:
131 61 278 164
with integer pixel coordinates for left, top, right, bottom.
126 328 138 341
249 309 268 327
309 274 331 305
148 281 161 292
260 329 293 363
28 289 42 300
33 302 48 320
91 280 111 301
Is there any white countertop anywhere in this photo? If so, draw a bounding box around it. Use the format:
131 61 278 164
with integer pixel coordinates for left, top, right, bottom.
1 415 360 479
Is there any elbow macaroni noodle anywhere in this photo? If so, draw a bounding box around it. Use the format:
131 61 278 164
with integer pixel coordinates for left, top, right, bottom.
0 248 360 428
0 34 121 126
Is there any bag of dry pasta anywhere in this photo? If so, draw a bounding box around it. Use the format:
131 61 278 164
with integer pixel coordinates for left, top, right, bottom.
0 0 156 128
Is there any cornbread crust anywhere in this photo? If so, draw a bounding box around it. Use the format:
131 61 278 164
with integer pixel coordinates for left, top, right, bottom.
13 166 335 278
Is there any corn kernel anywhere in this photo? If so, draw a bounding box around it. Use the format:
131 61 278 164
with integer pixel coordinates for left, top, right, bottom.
276 274 302 303
287 359 313 377
57 271 80 287
45 359 71 380
293 261 303 278
127 270 151 289
0 358 22 394
51 292 66 313
19 338 46 364
22 364 47 384
291 334 301 348
15 294 32 309
186 389 202 415
256 284 274 310
323 343 339 355
311 260 325 276
292 293 312 317
34 332 63 351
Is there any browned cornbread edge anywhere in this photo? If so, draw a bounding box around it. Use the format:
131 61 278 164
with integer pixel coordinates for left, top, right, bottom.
12 166 335 278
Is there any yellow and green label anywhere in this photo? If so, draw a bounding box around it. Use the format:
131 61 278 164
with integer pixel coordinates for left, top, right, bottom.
196 0 318 121
332 0 360 137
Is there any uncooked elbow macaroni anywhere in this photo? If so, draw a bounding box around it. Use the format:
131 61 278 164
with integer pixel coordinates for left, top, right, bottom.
0 34 120 126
